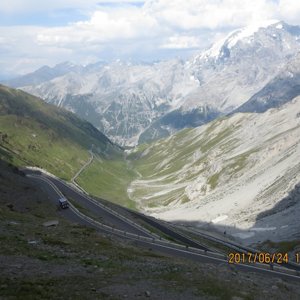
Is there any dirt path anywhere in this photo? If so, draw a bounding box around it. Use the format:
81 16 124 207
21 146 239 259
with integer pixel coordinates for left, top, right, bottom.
72 150 94 185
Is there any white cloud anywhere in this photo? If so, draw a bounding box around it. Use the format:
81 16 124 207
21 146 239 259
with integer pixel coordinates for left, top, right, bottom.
0 26 75 75
278 0 300 24
0 0 300 76
160 35 202 49
33 0 285 53
35 7 161 47
147 0 279 30
32 0 279 49
0 0 145 14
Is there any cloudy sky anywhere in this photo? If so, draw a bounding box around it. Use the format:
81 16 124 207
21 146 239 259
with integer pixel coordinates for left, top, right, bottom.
0 0 300 78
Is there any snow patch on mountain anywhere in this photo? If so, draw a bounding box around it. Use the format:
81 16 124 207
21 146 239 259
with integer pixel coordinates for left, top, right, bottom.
197 20 279 61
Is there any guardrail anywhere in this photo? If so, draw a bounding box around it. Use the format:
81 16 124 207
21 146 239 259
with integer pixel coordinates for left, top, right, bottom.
28 174 234 256
28 173 300 279
176 224 300 271
174 224 250 253
26 167 159 240
53 177 160 239
28 167 223 251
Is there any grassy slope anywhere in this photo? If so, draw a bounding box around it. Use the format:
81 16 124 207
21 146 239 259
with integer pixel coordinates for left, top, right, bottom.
0 84 138 205
75 115 253 208
128 97 300 212
76 155 137 208
127 118 249 208
0 84 120 180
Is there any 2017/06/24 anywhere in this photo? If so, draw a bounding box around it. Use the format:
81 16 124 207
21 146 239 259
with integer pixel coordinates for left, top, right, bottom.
228 252 300 264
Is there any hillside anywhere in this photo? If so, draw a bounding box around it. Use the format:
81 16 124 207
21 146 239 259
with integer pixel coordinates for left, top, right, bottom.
0 84 120 181
127 96 300 244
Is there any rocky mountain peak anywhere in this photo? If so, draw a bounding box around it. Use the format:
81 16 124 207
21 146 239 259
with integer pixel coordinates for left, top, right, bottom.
190 20 300 67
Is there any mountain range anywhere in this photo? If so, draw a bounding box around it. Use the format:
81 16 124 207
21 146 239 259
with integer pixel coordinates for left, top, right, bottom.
2 13 300 299
1 17 300 242
4 20 300 146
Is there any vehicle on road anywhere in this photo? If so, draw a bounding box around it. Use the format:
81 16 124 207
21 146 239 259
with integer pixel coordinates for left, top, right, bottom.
59 198 69 209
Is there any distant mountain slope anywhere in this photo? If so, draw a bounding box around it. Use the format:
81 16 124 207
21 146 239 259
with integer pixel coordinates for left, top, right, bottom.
0 84 120 180
235 53 300 113
138 106 220 144
128 96 300 241
3 62 83 88
18 59 198 146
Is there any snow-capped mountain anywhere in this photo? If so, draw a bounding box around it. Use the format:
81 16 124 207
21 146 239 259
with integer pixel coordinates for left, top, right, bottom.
6 20 300 146
184 20 300 113
196 20 286 63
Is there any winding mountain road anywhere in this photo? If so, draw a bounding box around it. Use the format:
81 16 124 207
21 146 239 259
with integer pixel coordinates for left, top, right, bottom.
26 170 300 282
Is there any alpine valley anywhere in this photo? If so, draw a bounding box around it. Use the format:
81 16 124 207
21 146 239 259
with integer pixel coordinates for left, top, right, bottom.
2 20 300 245
3 0 300 295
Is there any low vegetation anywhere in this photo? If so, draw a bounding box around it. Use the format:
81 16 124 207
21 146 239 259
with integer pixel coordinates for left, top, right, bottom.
76 155 137 208
0 84 120 180
1 159 300 299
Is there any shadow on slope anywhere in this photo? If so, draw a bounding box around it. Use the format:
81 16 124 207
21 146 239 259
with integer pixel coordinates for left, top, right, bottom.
165 182 300 249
